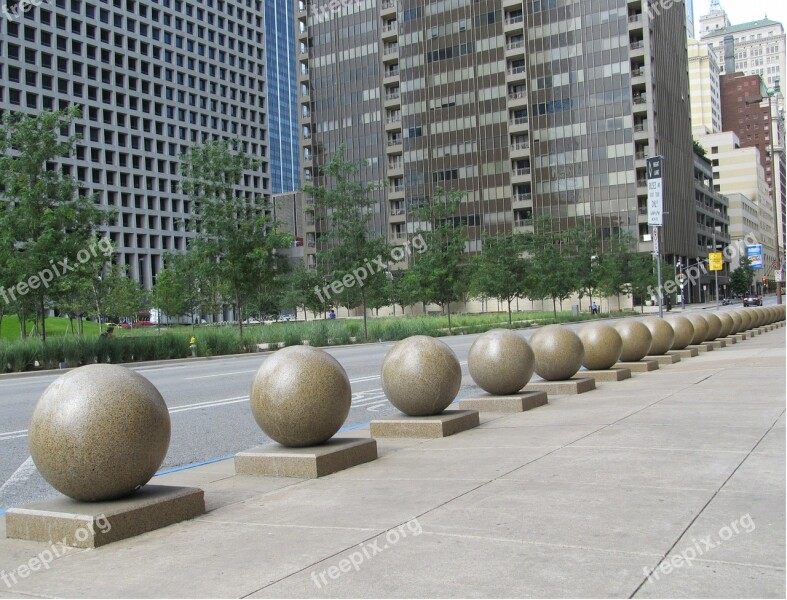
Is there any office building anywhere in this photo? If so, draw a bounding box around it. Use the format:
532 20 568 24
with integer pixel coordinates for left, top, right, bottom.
0 0 269 289
688 38 722 136
296 0 699 275
266 0 301 194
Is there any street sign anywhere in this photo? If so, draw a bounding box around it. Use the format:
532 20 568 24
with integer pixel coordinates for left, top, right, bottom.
652 226 659 253
708 252 723 271
646 156 663 226
746 244 764 269
777 269 783 283
677 273 687 282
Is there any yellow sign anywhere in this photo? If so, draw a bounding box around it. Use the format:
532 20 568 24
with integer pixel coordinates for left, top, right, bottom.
708 252 723 271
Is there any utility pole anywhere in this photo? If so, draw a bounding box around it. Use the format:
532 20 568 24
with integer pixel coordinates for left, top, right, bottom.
647 156 664 318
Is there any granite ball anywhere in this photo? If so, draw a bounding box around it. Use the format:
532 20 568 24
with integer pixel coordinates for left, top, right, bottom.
468 329 535 395
614 319 653 361
28 364 170 502
717 312 734 338
578 323 623 370
250 345 351 447
750 308 764 328
737 309 753 331
381 335 461 416
530 325 584 381
686 314 710 344
729 311 743 334
641 317 675 355
702 312 722 341
666 316 695 350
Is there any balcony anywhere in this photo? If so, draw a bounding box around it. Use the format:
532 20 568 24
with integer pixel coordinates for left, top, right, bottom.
381 22 397 39
507 65 527 81
381 0 396 13
506 39 525 51
513 192 532 203
513 166 531 176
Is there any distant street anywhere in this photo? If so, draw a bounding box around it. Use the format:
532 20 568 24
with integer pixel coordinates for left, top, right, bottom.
0 298 778 511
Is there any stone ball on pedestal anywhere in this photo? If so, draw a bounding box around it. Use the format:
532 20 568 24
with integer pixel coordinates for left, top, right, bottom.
686 314 710 344
578 323 623 370
641 317 675 356
702 312 722 341
28 364 171 502
381 335 461 416
468 329 535 395
666 316 695 350
717 312 734 338
614 319 653 361
250 345 351 447
530 325 584 381
737 309 754 331
729 311 743 334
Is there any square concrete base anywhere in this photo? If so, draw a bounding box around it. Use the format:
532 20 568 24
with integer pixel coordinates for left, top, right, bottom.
739 332 750 340
645 354 680 365
708 339 725 349
458 391 547 413
686 344 710 353
723 335 739 344
5 485 204 548
746 330 759 337
614 360 659 372
581 368 631 382
235 438 377 478
370 410 479 439
668 348 698 359
525 376 595 395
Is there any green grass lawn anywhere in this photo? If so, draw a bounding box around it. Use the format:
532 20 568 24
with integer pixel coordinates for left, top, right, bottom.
1 315 99 341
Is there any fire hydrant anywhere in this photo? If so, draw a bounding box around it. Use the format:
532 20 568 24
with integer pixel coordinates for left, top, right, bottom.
189 336 197 358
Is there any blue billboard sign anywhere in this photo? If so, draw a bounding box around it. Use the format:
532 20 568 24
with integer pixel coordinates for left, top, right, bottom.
746 244 763 269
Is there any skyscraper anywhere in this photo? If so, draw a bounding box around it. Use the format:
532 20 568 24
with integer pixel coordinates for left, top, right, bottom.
296 0 698 274
266 0 301 194
0 0 269 289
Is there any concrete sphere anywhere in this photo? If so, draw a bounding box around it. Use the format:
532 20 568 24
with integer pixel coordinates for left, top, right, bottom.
702 313 722 341
28 364 170 502
764 307 774 324
381 335 461 416
751 308 765 328
468 329 535 395
737 309 753 331
250 346 351 447
686 314 710 344
614 319 653 362
717 312 734 338
729 311 743 334
666 316 695 350
578 323 623 370
530 325 584 381
641 317 675 355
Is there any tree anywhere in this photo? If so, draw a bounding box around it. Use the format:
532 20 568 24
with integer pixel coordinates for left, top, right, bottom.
181 139 292 337
408 188 469 333
595 236 633 311
565 221 601 311
101 266 146 324
472 233 530 324
0 107 108 341
731 255 756 296
152 264 190 327
280 266 324 321
628 252 658 313
523 216 576 319
303 147 390 340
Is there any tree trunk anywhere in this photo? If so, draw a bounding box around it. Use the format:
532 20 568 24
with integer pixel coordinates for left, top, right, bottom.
447 302 452 334
507 299 512 324
237 298 244 339
361 286 368 341
552 297 557 320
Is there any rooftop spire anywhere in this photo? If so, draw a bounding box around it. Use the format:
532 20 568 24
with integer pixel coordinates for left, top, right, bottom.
709 0 722 11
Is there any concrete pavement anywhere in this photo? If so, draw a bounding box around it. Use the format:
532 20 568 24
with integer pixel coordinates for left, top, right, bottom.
0 321 783 597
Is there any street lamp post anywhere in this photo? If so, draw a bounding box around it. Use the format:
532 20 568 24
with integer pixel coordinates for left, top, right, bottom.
746 91 783 305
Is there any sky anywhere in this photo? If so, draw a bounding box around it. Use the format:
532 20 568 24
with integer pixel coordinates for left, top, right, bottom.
693 0 787 35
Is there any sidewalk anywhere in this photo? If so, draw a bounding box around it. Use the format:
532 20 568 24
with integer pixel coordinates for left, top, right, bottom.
1 328 784 598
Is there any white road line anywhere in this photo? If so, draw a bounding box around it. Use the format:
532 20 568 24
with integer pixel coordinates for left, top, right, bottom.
0 456 37 502
183 370 256 380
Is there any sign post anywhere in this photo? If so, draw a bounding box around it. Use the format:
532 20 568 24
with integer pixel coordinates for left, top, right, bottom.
647 156 664 317
709 251 722 309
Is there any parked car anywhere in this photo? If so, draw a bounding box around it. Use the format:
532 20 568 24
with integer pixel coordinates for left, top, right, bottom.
743 294 762 307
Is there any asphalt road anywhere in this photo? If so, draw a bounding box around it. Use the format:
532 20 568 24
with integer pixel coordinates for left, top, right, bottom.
0 299 777 511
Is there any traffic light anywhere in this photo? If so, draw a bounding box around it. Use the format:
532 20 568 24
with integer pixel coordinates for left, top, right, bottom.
762 277 768 286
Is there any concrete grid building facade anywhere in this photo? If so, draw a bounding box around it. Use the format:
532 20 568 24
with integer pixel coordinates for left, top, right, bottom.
0 0 270 290
688 37 722 136
296 0 698 276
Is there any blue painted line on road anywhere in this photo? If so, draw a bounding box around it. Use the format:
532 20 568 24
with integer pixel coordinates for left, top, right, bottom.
338 422 370 432
154 454 234 476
